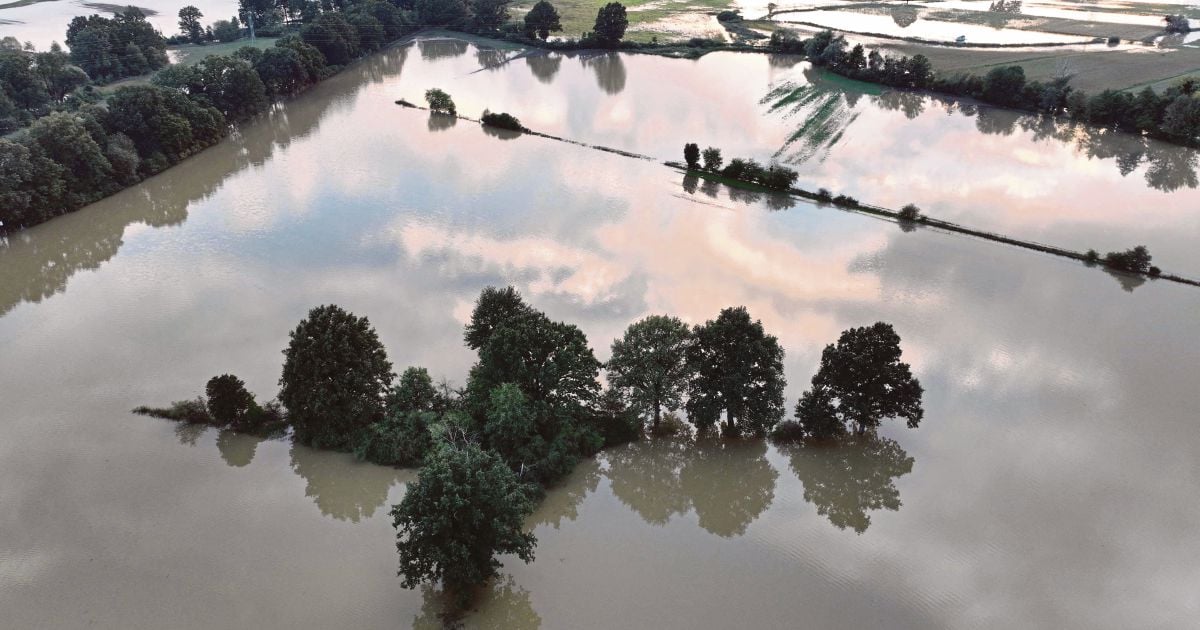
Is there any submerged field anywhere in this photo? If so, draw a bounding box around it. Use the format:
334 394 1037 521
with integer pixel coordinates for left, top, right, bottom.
3 36 1200 628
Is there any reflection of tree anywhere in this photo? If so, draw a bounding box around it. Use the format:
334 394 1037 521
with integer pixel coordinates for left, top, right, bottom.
530 457 601 529
418 38 468 60
1102 266 1147 292
476 47 509 71
1144 144 1199 192
607 439 692 526
975 106 1019 136
784 435 913 534
175 422 207 447
216 430 265 467
874 89 925 120
288 444 404 522
767 54 803 69
412 575 541 629
482 124 522 141
679 439 778 538
428 112 458 132
682 172 699 194
526 52 562 84
582 52 626 95
890 5 918 28
764 70 860 164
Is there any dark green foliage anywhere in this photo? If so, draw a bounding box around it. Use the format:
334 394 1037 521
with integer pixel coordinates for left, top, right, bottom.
133 398 210 424
981 66 1026 107
178 6 205 43
589 388 642 447
302 13 360 65
417 0 470 26
524 0 563 40
206 374 256 425
683 142 700 169
701 146 722 171
898 203 921 222
470 0 512 31
181 55 270 120
803 322 923 435
279 304 395 450
347 12 387 52
787 384 845 440
391 366 440 412
481 110 524 131
685 307 786 437
356 0 413 40
607 314 692 432
25 111 113 207
464 287 603 484
354 409 437 466
832 194 858 207
1103 245 1152 274
716 10 741 21
66 8 168 82
0 138 67 229
592 2 628 46
1084 249 1100 264
392 440 537 599
212 19 242 43
425 87 456 114
104 84 226 166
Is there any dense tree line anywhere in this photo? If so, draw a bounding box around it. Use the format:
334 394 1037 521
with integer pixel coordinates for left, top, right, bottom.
770 28 1200 146
0 1 422 234
65 8 169 82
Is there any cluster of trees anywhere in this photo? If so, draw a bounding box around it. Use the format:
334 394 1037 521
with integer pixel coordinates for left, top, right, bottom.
683 143 800 191
65 8 169 82
138 286 925 609
770 29 933 90
1086 245 1159 276
481 110 525 131
134 374 285 433
1 0 421 234
0 41 90 133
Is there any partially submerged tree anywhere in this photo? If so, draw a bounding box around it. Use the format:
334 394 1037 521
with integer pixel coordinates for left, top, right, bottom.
425 87 456 115
280 305 394 449
795 322 923 437
1103 245 1152 274
683 142 700 169
524 0 563 40
392 439 537 605
686 307 786 437
206 374 255 425
607 315 692 433
701 146 722 171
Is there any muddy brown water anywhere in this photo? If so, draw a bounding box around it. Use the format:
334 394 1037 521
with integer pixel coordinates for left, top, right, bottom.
2 37 1199 628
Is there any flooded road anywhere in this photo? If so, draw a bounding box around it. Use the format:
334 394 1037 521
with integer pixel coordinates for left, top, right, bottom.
2 37 1200 628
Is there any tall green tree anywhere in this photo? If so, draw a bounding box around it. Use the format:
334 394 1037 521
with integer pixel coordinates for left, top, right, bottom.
280 304 395 449
524 0 562 40
301 13 361 64
607 315 692 433
799 322 923 436
683 142 700 169
26 112 113 206
392 439 537 604
685 306 786 437
591 2 628 45
178 6 205 43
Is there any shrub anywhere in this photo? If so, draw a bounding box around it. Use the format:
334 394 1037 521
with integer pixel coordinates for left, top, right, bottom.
425 88 456 115
1084 249 1100 265
898 203 921 222
1149 265 1162 277
212 19 241 43
716 10 741 22
760 164 798 190
815 188 833 202
133 398 210 423
481 110 524 131
702 146 722 171
354 409 436 466
683 142 700 169
832 194 859 207
1107 35 1120 45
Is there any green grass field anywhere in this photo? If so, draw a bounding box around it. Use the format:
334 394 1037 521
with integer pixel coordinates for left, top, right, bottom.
511 0 734 42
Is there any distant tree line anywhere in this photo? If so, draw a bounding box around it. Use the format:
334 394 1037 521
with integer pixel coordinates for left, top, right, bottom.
682 143 800 191
770 28 1200 147
0 0 422 234
139 285 923 612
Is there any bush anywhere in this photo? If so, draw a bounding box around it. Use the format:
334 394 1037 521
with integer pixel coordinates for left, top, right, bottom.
133 398 210 423
354 409 436 466
832 194 859 207
1084 249 1100 265
1107 35 1120 45
898 203 921 222
716 10 741 22
425 88 456 115
815 188 833 202
1149 265 1162 277
683 142 700 169
212 19 241 43
481 110 525 131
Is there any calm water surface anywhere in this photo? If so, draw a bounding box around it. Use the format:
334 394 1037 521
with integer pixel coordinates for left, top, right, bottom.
2 37 1199 628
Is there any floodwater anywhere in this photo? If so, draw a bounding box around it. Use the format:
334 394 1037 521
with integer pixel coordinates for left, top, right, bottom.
0 0 239 49
775 8 1097 44
2 36 1200 628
